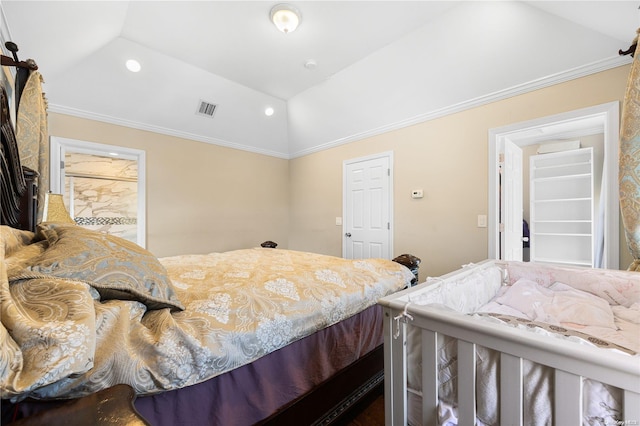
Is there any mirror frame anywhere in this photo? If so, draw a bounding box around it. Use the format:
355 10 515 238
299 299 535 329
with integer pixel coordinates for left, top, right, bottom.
49 136 146 248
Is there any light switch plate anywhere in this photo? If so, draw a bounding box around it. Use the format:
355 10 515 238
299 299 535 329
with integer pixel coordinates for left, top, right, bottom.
477 215 487 228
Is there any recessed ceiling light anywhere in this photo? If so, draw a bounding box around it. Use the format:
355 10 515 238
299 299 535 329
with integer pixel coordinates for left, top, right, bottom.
265 106 275 116
125 59 141 73
304 59 317 70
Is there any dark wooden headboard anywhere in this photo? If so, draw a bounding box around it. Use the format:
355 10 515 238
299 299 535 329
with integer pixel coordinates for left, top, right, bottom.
1 83 25 227
1 81 38 231
1 41 40 232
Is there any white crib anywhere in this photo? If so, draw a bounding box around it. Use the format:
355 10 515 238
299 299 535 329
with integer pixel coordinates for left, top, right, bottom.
379 260 640 426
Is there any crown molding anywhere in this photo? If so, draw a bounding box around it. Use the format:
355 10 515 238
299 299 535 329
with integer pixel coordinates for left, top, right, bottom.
48 54 631 161
47 104 291 160
289 55 632 159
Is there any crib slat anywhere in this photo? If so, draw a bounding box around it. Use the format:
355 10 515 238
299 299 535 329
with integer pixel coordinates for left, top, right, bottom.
624 390 640 425
500 353 523 426
458 340 477 425
422 329 438 425
554 369 582 425
384 308 408 426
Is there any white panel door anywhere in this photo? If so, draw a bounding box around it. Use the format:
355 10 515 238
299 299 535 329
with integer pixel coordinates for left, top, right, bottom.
344 154 391 259
501 139 523 261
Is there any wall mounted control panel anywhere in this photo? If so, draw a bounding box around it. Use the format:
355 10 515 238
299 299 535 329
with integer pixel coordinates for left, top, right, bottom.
411 189 424 199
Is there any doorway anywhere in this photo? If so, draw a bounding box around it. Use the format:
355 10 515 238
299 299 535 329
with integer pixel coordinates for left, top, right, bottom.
488 102 619 269
343 152 393 259
50 137 146 247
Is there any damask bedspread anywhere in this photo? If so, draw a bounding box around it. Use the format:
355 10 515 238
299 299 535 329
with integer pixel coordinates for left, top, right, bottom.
0 223 414 402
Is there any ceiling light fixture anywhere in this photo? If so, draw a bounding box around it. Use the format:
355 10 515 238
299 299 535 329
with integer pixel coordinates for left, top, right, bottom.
270 4 301 33
265 106 275 116
125 59 141 73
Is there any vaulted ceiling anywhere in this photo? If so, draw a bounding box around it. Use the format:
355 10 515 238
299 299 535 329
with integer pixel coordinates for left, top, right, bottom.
1 1 637 158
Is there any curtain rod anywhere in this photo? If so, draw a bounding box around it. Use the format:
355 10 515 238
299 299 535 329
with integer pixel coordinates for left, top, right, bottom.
1 55 38 70
1 41 38 70
619 29 639 57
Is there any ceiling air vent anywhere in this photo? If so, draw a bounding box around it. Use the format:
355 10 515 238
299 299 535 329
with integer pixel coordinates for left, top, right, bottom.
196 100 218 118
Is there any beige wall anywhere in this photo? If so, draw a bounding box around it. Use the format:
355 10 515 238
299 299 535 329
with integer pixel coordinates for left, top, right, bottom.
48 64 633 273
288 65 633 275
48 114 290 258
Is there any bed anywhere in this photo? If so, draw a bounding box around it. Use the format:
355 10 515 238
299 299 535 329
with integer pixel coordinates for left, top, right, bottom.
379 260 640 426
1 75 416 424
0 223 414 425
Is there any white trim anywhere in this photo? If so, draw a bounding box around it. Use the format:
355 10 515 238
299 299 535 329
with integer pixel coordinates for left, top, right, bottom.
290 56 631 159
47 104 290 160
50 136 147 248
487 101 619 269
0 4 13 50
45 56 630 160
342 151 394 260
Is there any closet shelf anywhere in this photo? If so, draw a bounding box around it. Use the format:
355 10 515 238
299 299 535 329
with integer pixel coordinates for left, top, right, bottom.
532 232 592 237
529 147 594 268
532 219 591 223
533 161 591 171
533 197 591 203
532 173 591 183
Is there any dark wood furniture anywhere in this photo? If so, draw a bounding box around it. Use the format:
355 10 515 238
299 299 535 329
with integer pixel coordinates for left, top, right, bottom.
259 345 385 425
392 253 421 285
7 385 150 426
17 166 38 232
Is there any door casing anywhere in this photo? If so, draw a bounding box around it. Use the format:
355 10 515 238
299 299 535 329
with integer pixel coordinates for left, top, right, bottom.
488 102 619 269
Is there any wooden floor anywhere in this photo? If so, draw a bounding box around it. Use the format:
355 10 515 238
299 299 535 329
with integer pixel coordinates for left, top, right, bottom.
344 394 385 426
327 382 385 426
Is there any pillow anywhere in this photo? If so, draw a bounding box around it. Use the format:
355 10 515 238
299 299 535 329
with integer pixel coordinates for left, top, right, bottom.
495 278 616 329
1 225 37 256
25 223 184 311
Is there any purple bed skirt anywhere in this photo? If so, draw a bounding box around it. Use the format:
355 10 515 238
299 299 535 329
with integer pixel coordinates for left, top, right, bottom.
135 305 383 426
135 304 384 425
2 305 384 425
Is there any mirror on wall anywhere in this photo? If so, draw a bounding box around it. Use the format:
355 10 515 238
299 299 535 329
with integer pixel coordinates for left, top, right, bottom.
49 137 146 247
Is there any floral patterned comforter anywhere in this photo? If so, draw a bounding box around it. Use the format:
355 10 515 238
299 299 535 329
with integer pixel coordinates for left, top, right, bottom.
0 224 413 401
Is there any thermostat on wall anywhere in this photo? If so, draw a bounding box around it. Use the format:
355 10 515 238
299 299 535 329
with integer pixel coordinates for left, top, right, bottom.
411 189 424 199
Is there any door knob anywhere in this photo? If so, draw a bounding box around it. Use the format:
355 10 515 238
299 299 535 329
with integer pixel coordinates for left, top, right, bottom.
345 233 352 237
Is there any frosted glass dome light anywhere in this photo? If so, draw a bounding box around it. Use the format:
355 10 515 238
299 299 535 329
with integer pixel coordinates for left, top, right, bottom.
270 4 301 33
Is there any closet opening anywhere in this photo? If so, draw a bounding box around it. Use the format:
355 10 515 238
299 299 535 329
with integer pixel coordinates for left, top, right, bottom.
488 102 620 269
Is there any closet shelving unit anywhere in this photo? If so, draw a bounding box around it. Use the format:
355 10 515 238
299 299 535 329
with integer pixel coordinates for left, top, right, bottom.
529 147 594 267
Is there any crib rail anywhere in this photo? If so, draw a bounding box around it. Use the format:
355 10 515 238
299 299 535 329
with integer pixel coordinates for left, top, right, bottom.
381 294 640 426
